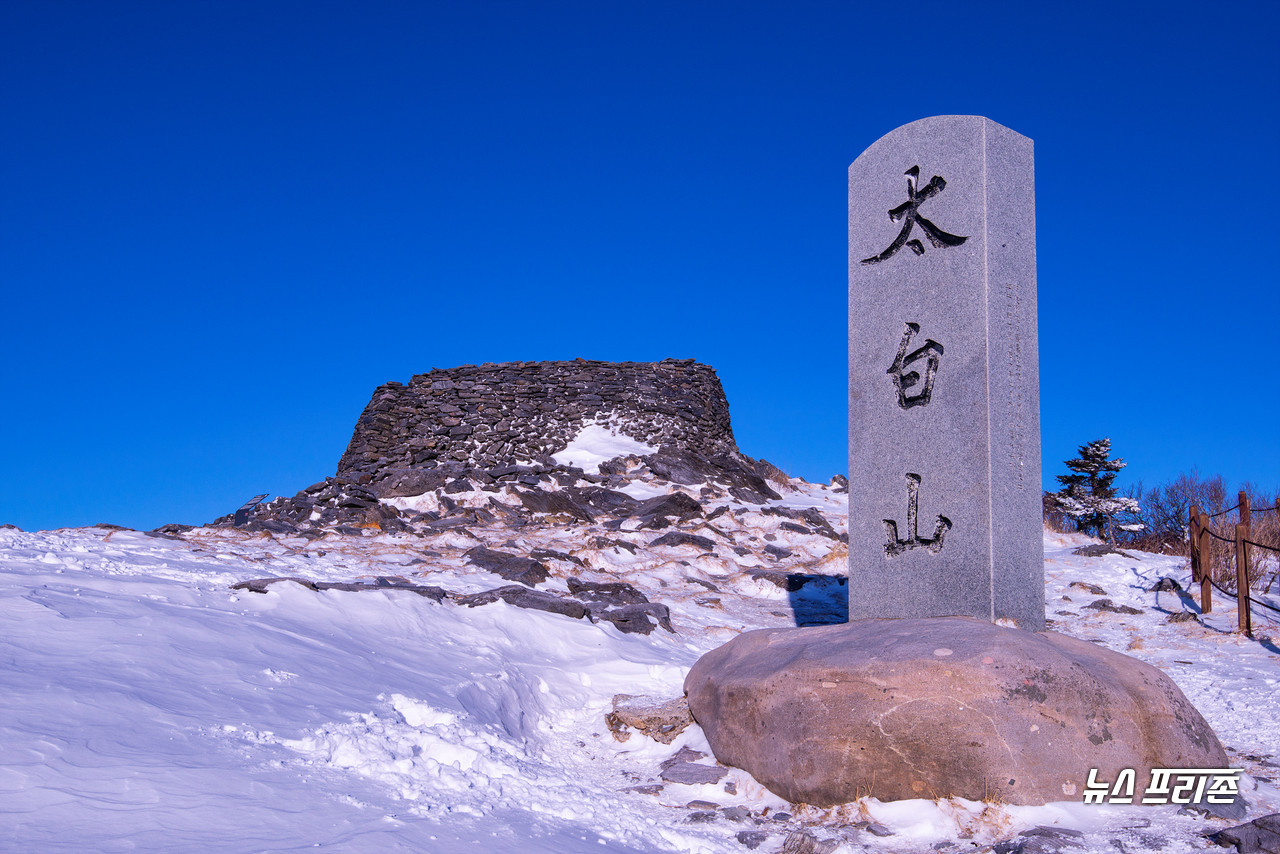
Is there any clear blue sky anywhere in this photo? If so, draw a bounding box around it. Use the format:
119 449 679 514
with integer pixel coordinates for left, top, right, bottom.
2 1 1277 531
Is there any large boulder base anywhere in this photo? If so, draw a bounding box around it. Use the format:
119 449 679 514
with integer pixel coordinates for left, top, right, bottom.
684 617 1227 806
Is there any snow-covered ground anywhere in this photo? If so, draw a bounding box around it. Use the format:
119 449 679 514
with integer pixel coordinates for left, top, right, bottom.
2 476 1277 852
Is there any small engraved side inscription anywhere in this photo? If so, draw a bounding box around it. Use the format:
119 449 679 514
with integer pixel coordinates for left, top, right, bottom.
1004 283 1026 491
883 473 953 557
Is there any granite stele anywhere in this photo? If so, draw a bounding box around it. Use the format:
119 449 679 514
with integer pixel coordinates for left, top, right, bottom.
848 114 1044 630
684 117 1233 808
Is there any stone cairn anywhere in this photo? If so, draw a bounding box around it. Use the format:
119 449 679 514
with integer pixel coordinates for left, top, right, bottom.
206 357 797 639
208 358 784 537
337 358 737 485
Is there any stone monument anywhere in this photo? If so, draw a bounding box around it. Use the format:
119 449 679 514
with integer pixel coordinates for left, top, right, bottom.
684 117 1235 810
847 115 1043 629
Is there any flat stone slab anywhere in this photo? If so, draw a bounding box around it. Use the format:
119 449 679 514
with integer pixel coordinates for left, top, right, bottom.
685 617 1228 806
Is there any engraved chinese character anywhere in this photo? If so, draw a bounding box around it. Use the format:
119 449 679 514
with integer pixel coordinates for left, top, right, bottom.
887 322 943 409
883 473 952 557
862 166 969 265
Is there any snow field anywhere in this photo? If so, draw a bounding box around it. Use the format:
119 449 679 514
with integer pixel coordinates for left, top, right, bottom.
1 499 1277 852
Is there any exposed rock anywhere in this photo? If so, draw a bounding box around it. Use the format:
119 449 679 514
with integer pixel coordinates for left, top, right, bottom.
684 617 1229 806
453 586 586 619
590 602 674 635
1084 598 1143 615
1168 611 1201 624
463 547 549 587
566 577 649 606
564 487 640 518
606 694 693 744
589 536 637 554
1151 577 1183 593
1208 813 1280 853
660 746 706 767
747 570 840 592
752 458 791 486
620 784 663 795
633 492 704 526
231 576 319 593
660 762 728 785
995 826 1084 854
1068 581 1107 595
513 488 594 522
648 532 716 551
231 576 447 601
641 447 782 504
736 830 770 850
529 548 584 567
1072 544 1136 558
780 830 839 854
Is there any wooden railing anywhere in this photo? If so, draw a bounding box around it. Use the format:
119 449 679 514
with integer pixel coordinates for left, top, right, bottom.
1188 491 1280 638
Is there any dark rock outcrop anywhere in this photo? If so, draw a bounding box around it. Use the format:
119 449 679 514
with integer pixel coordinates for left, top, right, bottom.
464 547 549 587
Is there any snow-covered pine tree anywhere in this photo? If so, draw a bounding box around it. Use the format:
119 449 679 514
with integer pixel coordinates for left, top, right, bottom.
1051 438 1143 542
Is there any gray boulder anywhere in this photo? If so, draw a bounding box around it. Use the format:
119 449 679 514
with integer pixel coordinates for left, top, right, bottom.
684 617 1228 806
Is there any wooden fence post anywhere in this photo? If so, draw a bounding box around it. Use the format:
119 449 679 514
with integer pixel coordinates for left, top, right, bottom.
1189 504 1201 581
1198 512 1213 614
1239 491 1252 531
1235 522 1252 637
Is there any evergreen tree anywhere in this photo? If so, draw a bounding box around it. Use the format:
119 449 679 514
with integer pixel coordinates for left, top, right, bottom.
1051 438 1142 541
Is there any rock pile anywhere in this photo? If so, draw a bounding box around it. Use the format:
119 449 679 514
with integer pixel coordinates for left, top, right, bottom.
213 358 798 538
337 358 737 485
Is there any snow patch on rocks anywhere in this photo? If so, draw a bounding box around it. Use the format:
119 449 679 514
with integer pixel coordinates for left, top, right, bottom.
551 422 657 474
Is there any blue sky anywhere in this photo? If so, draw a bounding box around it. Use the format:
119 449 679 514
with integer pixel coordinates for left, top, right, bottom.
2 1 1277 531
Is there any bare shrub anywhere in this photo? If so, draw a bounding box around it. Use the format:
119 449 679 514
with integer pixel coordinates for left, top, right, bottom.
1043 491 1073 534
1046 467 1280 593
1115 470 1226 556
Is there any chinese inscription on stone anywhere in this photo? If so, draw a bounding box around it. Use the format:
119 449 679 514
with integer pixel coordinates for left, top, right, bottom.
848 116 1044 630
861 166 969 264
